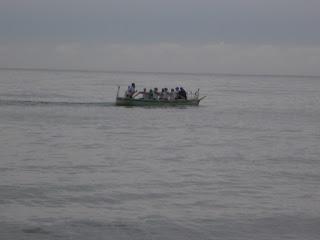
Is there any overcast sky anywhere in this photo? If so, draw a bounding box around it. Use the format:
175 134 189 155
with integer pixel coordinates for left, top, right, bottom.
1 0 320 75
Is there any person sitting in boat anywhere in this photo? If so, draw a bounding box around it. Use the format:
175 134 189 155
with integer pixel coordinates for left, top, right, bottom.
159 88 169 100
164 88 169 100
125 83 136 98
174 87 180 99
153 88 160 100
174 87 187 100
179 87 187 100
159 88 165 99
175 87 184 99
169 88 176 101
148 89 154 99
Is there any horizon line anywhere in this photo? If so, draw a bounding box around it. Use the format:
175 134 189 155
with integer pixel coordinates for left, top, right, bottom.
1 67 319 79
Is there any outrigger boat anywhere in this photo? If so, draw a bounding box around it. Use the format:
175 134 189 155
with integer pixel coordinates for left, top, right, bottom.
115 86 206 107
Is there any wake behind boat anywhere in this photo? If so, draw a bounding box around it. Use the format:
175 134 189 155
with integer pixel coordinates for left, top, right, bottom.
115 84 206 107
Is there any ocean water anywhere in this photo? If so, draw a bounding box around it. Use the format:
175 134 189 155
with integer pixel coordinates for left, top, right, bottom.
0 69 320 240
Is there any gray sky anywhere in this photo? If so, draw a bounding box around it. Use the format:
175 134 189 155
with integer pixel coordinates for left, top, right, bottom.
1 0 320 75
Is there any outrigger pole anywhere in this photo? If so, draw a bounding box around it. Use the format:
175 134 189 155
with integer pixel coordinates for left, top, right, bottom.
116 85 120 99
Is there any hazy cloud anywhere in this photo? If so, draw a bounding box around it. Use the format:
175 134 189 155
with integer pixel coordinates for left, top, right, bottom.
0 0 320 74
1 0 320 44
1 41 319 75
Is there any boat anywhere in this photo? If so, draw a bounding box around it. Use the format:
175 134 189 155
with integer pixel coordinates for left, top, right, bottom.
115 86 206 107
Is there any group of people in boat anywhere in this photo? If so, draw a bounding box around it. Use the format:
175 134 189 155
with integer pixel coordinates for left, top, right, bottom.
125 83 188 100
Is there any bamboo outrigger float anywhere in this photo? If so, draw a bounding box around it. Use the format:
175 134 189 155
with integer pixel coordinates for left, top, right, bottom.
115 86 206 107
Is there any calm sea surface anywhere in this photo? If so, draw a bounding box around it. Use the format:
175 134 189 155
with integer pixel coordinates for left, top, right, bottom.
0 69 320 239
